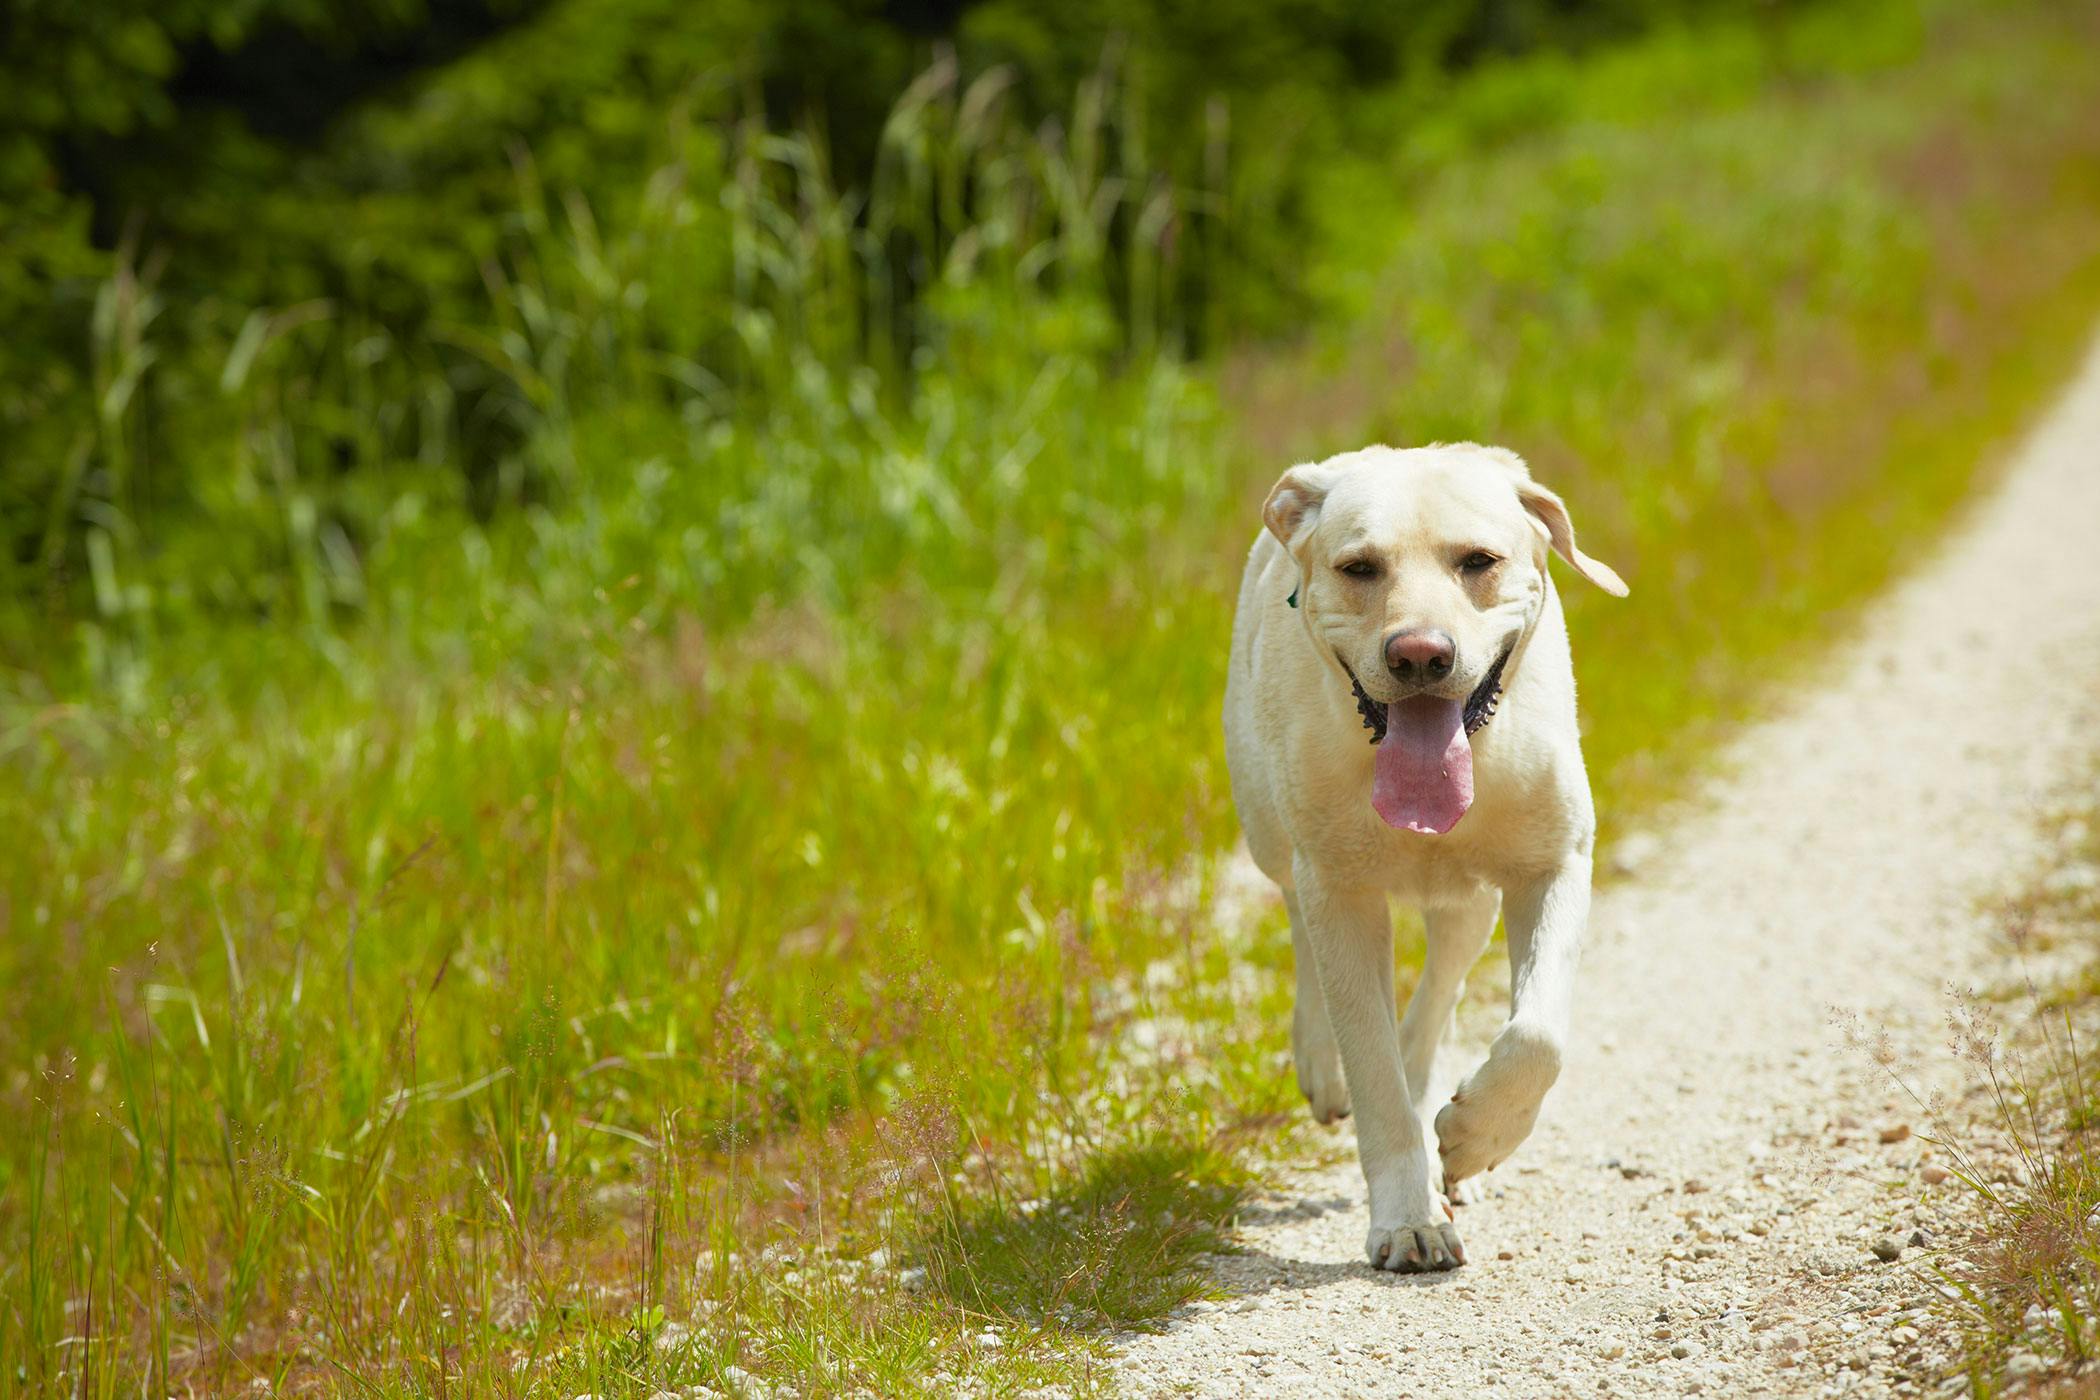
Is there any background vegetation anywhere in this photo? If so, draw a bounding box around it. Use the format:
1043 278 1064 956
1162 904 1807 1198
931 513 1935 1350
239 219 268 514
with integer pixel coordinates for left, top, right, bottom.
5 0 2100 1393
1922 782 2100 1395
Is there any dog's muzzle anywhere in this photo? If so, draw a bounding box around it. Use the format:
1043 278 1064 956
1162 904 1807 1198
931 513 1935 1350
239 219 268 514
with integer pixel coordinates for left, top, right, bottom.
1346 646 1510 746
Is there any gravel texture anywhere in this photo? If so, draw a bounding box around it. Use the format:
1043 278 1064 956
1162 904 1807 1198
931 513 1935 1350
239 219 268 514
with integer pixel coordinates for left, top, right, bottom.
1111 336 2100 1399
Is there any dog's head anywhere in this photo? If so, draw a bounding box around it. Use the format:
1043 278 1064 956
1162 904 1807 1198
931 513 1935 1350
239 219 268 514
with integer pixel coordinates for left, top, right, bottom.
1263 443 1626 834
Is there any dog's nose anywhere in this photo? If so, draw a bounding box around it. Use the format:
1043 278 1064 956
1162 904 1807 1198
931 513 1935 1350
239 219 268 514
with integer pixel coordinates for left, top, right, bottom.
1385 628 1456 682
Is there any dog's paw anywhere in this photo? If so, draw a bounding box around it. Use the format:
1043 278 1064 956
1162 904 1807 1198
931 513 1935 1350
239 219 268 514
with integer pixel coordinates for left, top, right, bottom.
1434 1026 1558 1183
1366 1218 1465 1273
1293 1009 1350 1124
1298 1059 1351 1125
1442 1172 1488 1208
1434 1081 1541 1183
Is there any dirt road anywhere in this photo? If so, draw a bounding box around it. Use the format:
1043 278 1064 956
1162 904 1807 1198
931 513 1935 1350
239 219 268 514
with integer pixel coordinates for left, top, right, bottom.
1112 331 2100 1398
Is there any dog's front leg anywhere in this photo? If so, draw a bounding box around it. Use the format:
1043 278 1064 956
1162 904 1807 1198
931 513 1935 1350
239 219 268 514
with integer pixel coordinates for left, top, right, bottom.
1297 864 1465 1272
1435 853 1589 1184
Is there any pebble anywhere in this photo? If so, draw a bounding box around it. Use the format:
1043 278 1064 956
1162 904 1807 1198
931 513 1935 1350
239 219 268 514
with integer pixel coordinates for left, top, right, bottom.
1921 1163 1951 1185
1607 833 1661 876
1871 1237 1904 1263
2003 1351 2045 1379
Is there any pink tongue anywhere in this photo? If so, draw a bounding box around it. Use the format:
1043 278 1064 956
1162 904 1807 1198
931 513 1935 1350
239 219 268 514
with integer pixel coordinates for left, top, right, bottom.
1371 697 1474 835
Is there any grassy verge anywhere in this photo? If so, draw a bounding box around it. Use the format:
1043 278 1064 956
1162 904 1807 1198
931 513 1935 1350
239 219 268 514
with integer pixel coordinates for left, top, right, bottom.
1920 784 2100 1395
7 1 2100 1395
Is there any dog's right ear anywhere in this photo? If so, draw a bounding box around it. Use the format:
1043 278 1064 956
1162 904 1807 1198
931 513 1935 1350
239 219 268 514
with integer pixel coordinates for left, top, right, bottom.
1262 461 1342 553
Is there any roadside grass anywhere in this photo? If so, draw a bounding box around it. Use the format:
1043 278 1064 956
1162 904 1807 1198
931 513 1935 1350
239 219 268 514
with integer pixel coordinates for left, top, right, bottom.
1919 793 2100 1396
8 1 2100 1395
923 1139 1254 1330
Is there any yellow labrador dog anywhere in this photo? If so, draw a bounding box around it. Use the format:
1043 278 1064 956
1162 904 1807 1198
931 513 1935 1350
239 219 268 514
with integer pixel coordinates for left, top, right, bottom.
1223 443 1626 1273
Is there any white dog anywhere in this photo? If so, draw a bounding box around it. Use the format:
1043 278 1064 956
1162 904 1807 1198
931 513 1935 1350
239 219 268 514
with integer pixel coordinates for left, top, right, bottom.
1223 443 1626 1272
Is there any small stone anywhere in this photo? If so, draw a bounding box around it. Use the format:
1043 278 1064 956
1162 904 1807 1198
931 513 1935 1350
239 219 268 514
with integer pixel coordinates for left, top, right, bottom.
1499 1250 1515 1260
1879 1124 1912 1144
1683 1179 1708 1195
2004 1351 2046 1379
1871 1237 1903 1263
1671 1342 1699 1360
1909 1228 1933 1248
1597 1342 1625 1360
1607 833 1661 877
1921 1164 1951 1185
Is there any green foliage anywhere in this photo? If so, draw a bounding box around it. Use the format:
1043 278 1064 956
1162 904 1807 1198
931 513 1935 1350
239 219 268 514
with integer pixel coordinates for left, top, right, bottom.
4 0 1818 623
923 1139 1253 1330
1917 794 2100 1394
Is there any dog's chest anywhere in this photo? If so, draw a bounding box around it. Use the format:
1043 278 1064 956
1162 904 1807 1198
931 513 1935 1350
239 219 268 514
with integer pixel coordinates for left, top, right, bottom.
1373 831 1503 905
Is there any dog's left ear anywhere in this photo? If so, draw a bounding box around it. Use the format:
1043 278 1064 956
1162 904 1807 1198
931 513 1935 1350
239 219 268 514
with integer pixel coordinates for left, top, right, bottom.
1262 461 1344 553
1513 476 1629 597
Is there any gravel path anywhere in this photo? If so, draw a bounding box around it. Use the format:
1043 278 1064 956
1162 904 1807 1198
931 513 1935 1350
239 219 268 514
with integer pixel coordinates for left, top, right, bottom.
1112 331 2100 1398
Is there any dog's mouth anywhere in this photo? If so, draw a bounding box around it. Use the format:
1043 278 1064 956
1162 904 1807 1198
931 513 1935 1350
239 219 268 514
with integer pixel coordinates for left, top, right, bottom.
1343 647 1511 836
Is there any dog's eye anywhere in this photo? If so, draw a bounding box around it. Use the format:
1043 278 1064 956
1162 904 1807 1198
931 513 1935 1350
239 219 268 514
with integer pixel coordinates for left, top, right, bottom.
1337 559 1380 579
1459 551 1500 574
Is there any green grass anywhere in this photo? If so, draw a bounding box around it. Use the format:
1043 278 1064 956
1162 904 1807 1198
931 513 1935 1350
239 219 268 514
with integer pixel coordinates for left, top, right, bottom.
8 1 2100 1395
1910 790 2100 1396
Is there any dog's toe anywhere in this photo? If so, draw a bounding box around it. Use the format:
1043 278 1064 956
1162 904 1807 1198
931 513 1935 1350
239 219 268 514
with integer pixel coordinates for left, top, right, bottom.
1299 1064 1351 1125
1434 1086 1537 1184
1442 1172 1488 1208
1366 1220 1466 1273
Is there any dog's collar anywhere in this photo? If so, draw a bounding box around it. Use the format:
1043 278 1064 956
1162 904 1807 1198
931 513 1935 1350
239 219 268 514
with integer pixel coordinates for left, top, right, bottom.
1342 646 1510 746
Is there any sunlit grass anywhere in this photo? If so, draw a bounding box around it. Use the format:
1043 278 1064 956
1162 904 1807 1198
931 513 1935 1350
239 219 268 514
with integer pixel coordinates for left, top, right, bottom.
1904 792 2100 1396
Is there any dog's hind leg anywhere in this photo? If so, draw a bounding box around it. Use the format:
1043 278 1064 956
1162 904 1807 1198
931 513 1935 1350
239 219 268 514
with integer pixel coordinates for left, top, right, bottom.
1287 888 1351 1125
1405 890 1499 1201
1403 891 1498 1113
